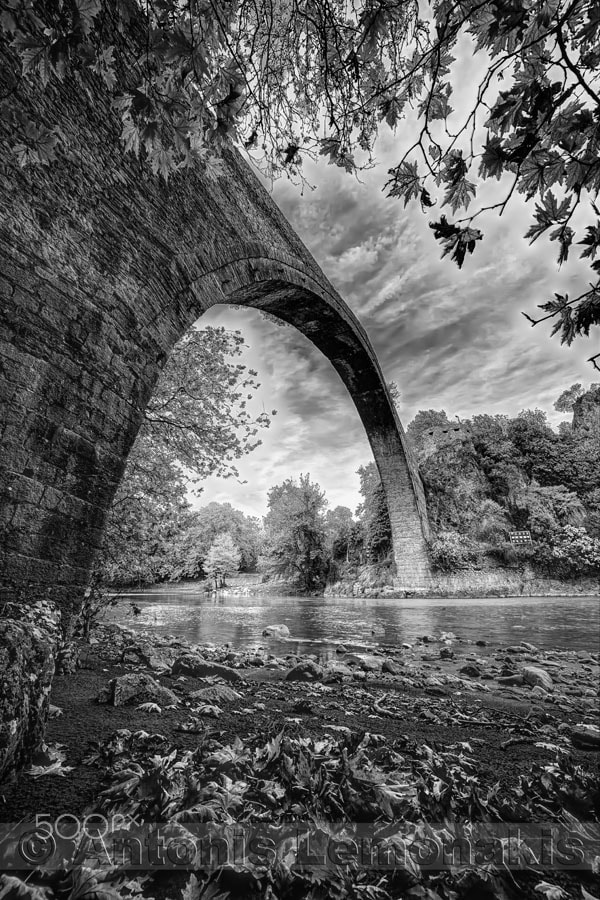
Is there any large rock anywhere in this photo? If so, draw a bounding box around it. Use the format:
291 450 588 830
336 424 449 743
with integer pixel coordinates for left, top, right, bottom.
0 618 56 780
522 666 553 692
171 654 243 683
286 660 324 682
262 624 290 638
382 658 404 675
189 684 242 704
570 724 600 750
97 673 179 707
459 664 481 678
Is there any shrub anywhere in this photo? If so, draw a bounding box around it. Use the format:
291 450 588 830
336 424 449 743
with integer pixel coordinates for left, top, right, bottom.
550 525 600 576
428 532 482 573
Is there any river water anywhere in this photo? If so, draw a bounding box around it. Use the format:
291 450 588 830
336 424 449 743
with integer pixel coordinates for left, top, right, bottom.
105 590 600 657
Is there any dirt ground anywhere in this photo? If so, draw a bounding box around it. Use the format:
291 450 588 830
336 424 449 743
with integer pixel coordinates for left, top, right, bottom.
1 632 598 823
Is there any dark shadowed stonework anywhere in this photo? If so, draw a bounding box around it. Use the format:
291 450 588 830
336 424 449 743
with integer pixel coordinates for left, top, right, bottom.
0 42 431 777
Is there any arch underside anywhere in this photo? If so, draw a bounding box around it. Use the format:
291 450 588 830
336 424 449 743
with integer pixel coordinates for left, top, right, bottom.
190 259 432 586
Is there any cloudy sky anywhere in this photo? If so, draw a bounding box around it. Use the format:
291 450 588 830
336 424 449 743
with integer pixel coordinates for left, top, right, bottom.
194 124 595 520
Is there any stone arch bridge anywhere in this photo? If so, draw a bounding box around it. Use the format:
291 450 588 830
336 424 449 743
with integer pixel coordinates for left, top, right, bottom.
0 55 432 776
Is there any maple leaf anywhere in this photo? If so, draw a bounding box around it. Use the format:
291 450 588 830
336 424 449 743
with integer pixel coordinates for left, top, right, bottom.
525 192 571 243
549 224 574 265
442 176 476 213
74 0 101 36
150 147 175 182
479 136 507 180
387 160 421 207
429 217 483 267
11 34 47 76
579 222 600 260
121 117 140 156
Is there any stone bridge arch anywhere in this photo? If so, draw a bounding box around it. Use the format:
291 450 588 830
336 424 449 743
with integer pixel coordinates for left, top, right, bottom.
0 55 431 775
194 250 432 589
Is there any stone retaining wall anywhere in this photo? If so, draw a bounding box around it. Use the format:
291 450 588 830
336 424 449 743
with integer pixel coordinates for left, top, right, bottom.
326 564 599 599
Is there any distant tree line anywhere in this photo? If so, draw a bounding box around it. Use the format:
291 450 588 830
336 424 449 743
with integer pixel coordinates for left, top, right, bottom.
96 357 600 594
402 384 600 578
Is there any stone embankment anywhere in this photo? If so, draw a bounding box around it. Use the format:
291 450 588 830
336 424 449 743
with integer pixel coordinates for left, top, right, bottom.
326 563 599 598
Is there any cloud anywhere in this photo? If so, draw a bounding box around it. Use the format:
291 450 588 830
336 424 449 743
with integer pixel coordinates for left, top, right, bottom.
192 126 592 518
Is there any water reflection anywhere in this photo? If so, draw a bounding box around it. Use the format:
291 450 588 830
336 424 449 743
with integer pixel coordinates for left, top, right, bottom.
105 592 600 655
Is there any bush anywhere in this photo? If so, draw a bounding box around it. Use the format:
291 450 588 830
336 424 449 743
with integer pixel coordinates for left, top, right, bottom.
550 525 600 576
486 541 535 568
428 532 483 573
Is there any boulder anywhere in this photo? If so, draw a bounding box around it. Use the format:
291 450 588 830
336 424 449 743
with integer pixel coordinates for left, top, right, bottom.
570 724 600 750
189 684 242 704
262 624 290 638
522 666 553 692
520 642 539 653
97 673 178 708
439 647 455 660
382 658 404 676
459 664 481 678
171 654 243 683
285 660 324 682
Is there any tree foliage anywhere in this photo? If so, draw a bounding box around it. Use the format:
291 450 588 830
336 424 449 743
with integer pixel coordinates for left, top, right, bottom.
3 0 600 361
407 385 600 574
356 462 392 563
202 532 242 588
554 382 585 412
176 501 263 577
262 474 327 592
97 325 270 584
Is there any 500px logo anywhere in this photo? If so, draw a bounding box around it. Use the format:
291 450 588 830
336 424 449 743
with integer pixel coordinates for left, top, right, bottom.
0 814 141 869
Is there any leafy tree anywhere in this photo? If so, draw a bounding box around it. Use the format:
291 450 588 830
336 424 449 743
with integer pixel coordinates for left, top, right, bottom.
97 326 270 584
554 383 585 413
173 502 263 578
263 474 327 592
515 485 586 542
5 1 600 360
203 532 242 589
323 506 355 560
549 525 600 576
516 409 549 428
356 462 392 563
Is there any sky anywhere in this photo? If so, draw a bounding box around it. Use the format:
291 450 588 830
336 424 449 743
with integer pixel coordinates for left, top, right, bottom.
193 115 595 521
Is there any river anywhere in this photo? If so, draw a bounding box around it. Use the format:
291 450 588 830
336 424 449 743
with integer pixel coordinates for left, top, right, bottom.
104 589 600 657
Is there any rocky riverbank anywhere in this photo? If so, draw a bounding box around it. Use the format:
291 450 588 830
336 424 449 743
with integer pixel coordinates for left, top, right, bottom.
1 623 598 900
